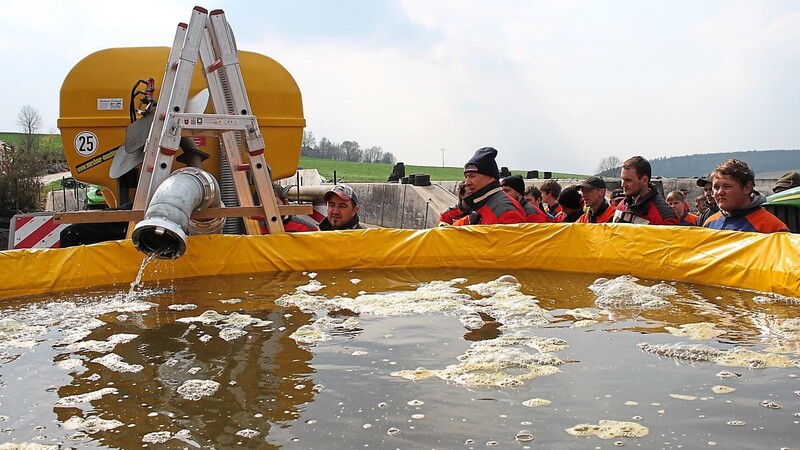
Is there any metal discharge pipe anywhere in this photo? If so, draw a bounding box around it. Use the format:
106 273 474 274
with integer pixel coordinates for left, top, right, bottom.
132 167 225 259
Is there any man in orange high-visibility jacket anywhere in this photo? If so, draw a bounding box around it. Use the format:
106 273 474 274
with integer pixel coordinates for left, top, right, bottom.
500 175 548 223
454 147 526 226
577 176 616 223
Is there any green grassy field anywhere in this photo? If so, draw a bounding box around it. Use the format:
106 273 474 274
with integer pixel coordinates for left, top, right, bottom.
298 156 585 182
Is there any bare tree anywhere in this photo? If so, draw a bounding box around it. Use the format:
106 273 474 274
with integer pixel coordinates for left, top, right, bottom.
596 156 622 177
16 105 42 152
302 130 316 149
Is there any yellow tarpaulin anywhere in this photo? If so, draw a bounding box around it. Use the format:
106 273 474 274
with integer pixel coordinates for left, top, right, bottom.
2 223 799 299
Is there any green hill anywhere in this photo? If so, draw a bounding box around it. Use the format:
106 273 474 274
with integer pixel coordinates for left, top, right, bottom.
597 149 800 178
298 156 585 182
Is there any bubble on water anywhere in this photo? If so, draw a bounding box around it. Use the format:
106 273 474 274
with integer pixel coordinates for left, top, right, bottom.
632 416 642 421
176 379 220 401
565 420 649 439
220 298 243 304
86 373 100 381
378 402 387 409
464 438 475 445
711 385 735 394
515 430 535 442
199 334 212 343
624 401 638 406
57 358 84 371
187 367 201 375
387 427 401 436
62 415 124 434
116 314 128 321
66 333 138 353
55 387 117 407
572 320 598 328
614 441 624 447
665 322 725 340
235 428 259 438
466 276 520 296
142 431 172 444
411 414 425 419
589 276 674 309
362 423 372 429
670 394 697 401
726 420 746 426
522 398 551 408
486 440 499 446
351 350 369 356
306 272 318 279
708 441 717 446
177 310 225 325
759 400 781 409
168 304 197 311
407 399 424 406
350 278 361 284
91 353 143 373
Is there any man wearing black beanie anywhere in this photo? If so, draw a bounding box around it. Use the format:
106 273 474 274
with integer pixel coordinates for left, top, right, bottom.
455 147 526 225
501 175 548 223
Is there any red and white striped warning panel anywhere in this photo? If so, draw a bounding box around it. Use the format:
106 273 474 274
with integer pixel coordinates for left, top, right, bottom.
9 213 67 250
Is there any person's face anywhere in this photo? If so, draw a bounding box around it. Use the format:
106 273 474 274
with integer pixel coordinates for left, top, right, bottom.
703 183 716 205
326 197 358 229
464 172 493 195
621 167 648 197
542 190 556 204
581 187 605 211
667 198 685 217
524 192 535 204
695 198 707 212
609 197 622 207
501 184 522 202
713 174 752 212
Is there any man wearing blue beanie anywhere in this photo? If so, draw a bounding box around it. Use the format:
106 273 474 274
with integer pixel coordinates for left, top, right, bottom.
455 147 526 225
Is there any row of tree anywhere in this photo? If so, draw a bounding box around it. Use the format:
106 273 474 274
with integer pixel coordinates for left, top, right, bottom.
301 131 396 164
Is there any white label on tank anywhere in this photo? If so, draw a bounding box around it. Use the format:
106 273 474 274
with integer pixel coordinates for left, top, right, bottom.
97 98 123 110
74 131 99 157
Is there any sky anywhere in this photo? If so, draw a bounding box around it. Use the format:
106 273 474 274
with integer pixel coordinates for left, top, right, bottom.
2 0 800 174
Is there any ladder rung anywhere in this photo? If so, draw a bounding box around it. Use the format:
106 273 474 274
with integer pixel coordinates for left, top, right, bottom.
235 164 251 171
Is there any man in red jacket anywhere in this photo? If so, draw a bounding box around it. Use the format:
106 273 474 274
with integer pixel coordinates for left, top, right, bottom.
500 175 548 223
614 156 678 225
577 176 616 223
455 147 526 225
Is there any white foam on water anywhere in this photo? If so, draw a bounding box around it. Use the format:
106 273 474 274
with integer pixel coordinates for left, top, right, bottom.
91 353 143 373
289 316 360 345
219 328 248 341
176 379 220 401
235 429 260 438
168 304 198 311
565 420 650 439
296 279 325 293
590 276 675 309
522 398 551 408
62 415 124 433
56 358 84 371
0 319 47 349
459 313 485 330
67 333 138 353
350 278 361 284
665 322 724 340
712 385 736 394
55 387 118 407
670 394 697 401
0 443 59 449
563 308 602 320
393 332 566 388
220 298 242 304
142 431 172 444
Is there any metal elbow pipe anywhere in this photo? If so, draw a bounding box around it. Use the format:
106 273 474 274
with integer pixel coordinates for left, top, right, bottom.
132 167 224 259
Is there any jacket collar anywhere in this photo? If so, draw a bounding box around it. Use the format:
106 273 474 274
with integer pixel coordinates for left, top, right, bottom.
463 180 502 210
720 191 767 218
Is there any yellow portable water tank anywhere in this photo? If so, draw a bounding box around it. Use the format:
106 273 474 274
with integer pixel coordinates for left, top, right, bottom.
58 47 305 207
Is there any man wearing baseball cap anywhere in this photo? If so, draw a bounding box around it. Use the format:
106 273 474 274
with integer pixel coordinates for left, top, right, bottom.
454 147 526 225
319 184 365 230
577 176 615 223
696 173 718 226
772 171 800 194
